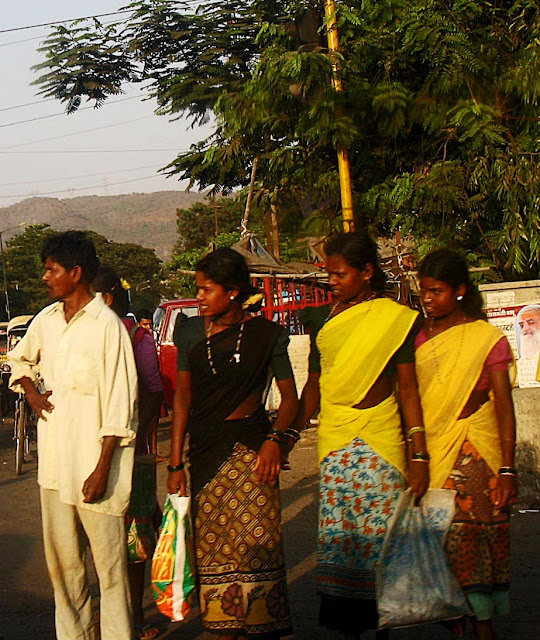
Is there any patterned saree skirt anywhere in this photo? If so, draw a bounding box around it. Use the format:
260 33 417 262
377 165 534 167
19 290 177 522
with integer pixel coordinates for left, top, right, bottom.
317 437 406 634
442 439 510 621
193 442 292 638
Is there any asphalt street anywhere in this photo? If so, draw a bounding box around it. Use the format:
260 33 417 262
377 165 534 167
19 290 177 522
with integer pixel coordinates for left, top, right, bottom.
1 418 538 640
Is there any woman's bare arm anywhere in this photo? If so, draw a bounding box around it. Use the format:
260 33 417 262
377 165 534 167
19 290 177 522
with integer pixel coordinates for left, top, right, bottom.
166 370 192 495
489 368 517 509
254 376 298 483
396 362 429 503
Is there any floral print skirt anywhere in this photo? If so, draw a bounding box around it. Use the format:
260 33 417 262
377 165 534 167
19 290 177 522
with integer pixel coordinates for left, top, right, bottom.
194 443 292 638
442 439 510 620
317 437 406 633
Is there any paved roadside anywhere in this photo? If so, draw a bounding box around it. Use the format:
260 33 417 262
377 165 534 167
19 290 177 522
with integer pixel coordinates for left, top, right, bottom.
0 418 539 640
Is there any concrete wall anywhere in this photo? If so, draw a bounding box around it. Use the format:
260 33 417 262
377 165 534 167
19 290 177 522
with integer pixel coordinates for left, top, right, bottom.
481 281 540 475
513 388 540 473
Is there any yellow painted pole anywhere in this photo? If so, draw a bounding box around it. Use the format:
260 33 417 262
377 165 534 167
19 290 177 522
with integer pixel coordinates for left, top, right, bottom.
324 0 355 233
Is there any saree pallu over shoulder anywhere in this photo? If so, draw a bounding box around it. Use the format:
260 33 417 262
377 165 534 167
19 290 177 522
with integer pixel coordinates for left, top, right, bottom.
415 320 505 488
317 298 418 470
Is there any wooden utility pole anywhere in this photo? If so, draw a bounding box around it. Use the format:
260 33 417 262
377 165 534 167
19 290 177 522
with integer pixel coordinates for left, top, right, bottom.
324 0 355 233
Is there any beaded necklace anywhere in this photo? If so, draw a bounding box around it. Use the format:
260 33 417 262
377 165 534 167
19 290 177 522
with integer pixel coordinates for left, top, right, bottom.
427 315 467 384
324 292 378 323
206 318 245 375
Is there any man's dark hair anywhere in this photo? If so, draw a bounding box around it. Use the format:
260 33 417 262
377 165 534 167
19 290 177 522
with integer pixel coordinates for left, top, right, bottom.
41 231 99 284
136 308 153 321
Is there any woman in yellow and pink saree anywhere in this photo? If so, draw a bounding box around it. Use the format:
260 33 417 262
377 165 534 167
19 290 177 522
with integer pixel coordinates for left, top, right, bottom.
416 249 517 640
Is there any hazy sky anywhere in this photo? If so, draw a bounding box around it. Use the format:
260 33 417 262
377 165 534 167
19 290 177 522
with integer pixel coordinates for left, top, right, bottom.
0 1 211 209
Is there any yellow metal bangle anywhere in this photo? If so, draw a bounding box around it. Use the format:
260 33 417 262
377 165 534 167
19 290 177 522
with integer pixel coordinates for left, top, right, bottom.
407 426 426 441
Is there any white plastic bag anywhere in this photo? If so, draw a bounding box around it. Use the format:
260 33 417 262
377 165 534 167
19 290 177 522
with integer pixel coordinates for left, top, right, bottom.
376 488 471 628
151 494 196 622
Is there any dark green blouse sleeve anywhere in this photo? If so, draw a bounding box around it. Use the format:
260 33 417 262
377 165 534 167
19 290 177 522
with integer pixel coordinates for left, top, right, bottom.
300 305 330 375
175 317 205 371
270 326 294 380
392 316 422 365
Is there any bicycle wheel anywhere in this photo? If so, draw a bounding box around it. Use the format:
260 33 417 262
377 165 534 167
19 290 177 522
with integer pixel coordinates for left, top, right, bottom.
15 400 26 475
23 404 36 462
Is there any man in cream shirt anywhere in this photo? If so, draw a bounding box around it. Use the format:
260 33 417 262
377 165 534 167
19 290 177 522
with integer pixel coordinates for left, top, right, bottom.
9 231 138 640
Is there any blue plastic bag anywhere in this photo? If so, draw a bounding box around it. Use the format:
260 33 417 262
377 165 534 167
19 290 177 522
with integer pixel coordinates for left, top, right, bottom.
376 488 471 628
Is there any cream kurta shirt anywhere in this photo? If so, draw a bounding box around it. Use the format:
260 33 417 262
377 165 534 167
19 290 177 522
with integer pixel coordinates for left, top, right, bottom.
9 295 138 516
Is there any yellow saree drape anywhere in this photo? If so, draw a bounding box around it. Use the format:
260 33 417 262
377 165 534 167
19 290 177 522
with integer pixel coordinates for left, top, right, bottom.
317 298 418 473
415 320 505 488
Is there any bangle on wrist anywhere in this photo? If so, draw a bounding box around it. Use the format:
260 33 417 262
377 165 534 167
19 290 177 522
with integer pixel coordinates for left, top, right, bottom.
167 462 184 473
411 452 430 462
407 426 426 441
284 428 301 443
265 434 281 445
498 466 518 476
268 426 284 441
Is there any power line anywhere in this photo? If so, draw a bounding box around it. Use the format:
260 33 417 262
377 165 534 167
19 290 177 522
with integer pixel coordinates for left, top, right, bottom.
0 164 171 187
0 116 156 150
0 1 203 35
0 149 185 154
0 10 133 34
0 174 175 199
0 95 143 130
0 34 43 48
0 16 131 48
0 98 56 113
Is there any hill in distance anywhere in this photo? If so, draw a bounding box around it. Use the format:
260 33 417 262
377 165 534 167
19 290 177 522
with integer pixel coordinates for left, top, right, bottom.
0 190 207 261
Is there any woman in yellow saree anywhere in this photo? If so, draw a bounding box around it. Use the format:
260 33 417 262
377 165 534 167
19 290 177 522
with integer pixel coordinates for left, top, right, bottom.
416 249 517 640
289 232 429 639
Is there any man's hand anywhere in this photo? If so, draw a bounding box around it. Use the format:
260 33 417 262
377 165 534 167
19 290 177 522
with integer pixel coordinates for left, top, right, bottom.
26 389 54 421
82 436 118 503
82 465 109 503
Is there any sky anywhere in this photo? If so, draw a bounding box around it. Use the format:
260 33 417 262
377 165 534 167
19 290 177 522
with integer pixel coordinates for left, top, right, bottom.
0 1 211 210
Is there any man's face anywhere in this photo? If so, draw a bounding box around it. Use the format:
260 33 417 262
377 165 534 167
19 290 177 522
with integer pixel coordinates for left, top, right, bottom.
139 318 153 333
519 311 540 336
42 258 79 301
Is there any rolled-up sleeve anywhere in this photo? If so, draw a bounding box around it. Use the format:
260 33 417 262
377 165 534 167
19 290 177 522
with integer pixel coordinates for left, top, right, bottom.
8 323 41 393
99 319 138 445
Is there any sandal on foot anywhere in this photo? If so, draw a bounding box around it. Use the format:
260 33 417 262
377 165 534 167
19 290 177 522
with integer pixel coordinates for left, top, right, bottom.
135 624 160 640
439 617 467 638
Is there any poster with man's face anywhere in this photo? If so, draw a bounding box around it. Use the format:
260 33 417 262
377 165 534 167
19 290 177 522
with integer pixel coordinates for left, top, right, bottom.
516 305 540 359
486 303 540 388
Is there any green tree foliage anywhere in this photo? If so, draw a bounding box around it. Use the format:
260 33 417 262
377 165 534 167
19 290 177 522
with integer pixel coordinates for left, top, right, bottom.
174 198 244 252
1 225 163 320
33 0 540 280
2 225 51 319
165 231 241 298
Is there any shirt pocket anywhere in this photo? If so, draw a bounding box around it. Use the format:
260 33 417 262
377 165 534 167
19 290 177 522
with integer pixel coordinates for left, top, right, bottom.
65 353 98 396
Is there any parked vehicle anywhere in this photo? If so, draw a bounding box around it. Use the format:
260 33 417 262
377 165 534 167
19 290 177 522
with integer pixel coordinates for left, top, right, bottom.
153 299 200 408
6 315 37 474
0 321 9 417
